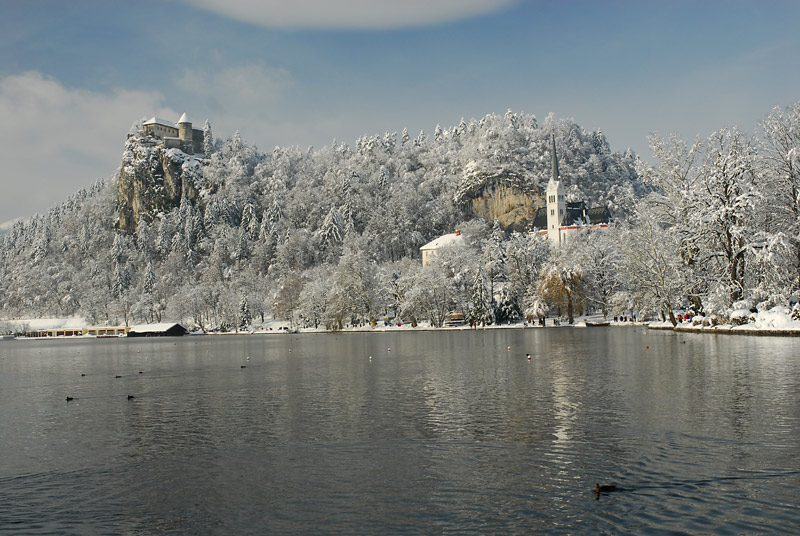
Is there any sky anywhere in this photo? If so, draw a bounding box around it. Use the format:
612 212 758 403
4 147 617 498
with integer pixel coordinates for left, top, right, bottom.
1 0 798 225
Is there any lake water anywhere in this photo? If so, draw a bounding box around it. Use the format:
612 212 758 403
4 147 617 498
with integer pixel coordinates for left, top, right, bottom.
1 327 798 534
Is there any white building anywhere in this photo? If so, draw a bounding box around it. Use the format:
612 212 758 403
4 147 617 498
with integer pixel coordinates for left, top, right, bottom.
420 230 464 267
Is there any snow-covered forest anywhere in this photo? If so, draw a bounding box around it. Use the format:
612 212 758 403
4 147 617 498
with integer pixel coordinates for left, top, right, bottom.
1 104 798 330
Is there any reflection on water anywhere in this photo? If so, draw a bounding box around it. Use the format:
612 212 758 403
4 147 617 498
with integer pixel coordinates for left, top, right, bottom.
0 329 798 534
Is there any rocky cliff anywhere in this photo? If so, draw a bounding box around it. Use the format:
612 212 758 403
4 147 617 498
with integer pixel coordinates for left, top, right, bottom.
116 136 204 232
468 184 543 232
456 161 545 232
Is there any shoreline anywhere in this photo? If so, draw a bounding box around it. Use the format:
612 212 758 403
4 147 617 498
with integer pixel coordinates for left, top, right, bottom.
648 323 800 337
5 318 800 340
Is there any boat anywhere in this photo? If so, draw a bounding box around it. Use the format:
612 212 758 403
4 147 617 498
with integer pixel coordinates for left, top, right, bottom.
585 321 610 327
445 311 466 326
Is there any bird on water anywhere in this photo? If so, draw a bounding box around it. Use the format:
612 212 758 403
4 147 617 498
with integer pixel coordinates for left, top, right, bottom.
595 483 621 493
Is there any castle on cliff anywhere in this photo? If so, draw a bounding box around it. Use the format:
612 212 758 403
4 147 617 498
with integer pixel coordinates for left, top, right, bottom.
140 113 204 154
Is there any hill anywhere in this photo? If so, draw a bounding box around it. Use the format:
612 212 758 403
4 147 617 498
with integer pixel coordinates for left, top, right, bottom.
0 111 646 328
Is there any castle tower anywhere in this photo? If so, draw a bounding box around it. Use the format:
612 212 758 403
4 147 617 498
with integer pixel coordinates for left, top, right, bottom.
177 112 193 148
545 133 565 245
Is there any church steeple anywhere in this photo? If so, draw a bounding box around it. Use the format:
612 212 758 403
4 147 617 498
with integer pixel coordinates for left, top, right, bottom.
545 131 566 246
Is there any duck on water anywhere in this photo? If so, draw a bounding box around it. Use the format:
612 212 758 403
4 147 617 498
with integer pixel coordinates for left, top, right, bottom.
595 483 622 493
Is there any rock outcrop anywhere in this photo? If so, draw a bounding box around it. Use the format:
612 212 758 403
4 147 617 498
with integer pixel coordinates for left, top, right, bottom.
116 136 204 232
468 184 543 232
456 161 544 232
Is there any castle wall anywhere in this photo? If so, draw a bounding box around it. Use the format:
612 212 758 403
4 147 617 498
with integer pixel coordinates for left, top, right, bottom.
143 124 178 138
164 138 182 149
192 128 203 154
142 116 206 155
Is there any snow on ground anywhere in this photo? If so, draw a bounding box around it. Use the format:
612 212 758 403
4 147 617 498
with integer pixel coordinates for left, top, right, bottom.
649 307 800 334
750 307 799 330
3 308 800 337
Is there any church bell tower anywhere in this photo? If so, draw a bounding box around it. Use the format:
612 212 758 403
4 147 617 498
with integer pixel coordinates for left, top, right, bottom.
546 133 566 245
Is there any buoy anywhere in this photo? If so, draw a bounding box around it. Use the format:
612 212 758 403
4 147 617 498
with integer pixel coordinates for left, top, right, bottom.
507 346 511 351
387 347 391 352
369 356 372 361
246 356 250 361
646 346 649 350
527 353 531 360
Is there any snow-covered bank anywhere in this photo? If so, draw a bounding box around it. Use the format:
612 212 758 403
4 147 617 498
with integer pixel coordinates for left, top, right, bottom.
648 307 800 336
5 309 800 338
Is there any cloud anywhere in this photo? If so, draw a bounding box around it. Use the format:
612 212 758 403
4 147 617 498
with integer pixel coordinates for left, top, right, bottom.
0 71 172 221
179 0 519 29
172 63 429 153
176 64 293 115
174 64 298 148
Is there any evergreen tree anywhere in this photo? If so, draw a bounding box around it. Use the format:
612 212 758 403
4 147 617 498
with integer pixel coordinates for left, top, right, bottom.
469 269 493 326
239 296 251 329
203 119 214 155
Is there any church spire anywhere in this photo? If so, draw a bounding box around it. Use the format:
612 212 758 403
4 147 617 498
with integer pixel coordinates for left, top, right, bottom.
551 132 559 182
545 131 566 246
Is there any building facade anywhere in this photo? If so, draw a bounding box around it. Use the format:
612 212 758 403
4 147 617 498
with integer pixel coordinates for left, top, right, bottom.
141 112 204 154
419 230 464 267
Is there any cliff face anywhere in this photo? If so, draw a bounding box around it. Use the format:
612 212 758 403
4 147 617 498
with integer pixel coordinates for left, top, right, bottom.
456 162 545 232
116 137 203 232
469 184 543 232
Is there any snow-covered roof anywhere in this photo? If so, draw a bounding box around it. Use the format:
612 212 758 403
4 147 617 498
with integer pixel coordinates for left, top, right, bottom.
143 117 177 128
19 317 87 330
128 322 185 333
177 112 190 124
420 232 464 251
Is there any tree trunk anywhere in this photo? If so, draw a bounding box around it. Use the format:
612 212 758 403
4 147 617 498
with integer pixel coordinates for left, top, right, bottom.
667 305 677 327
566 291 574 324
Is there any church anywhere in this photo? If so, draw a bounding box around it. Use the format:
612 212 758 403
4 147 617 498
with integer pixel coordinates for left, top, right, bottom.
532 134 613 246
